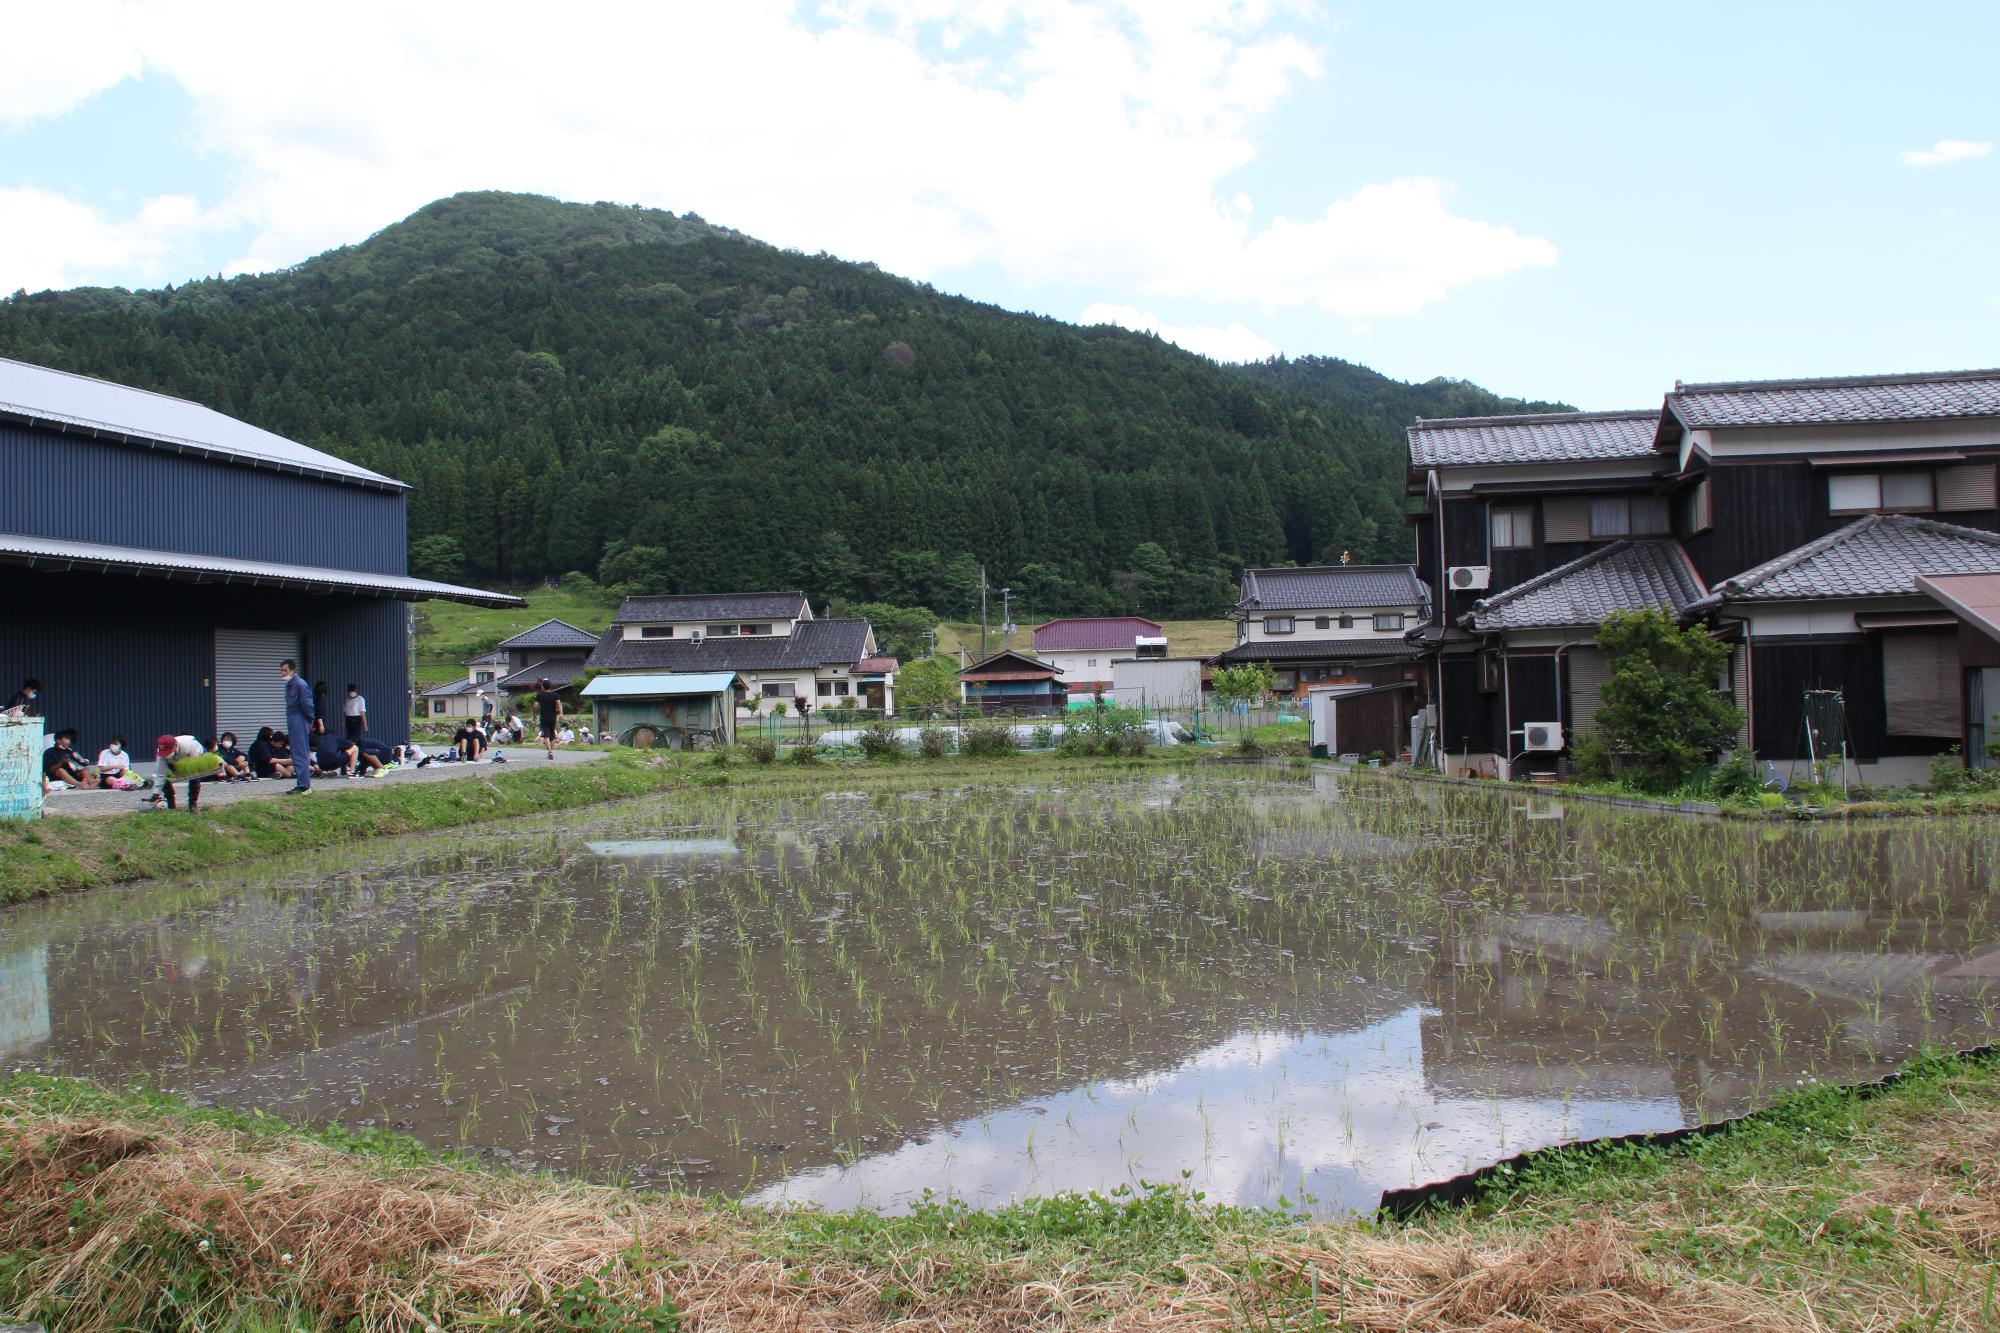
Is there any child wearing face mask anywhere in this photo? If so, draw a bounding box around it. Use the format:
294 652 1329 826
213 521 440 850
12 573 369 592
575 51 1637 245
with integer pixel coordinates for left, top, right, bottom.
4 678 40 718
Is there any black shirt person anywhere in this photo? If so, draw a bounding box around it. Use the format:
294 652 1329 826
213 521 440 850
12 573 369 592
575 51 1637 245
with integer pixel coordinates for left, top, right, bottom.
534 678 563 760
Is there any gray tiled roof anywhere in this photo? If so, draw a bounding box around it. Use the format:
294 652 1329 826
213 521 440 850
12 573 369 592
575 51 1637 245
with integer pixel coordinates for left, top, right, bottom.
0 354 404 490
496 618 601 650
1668 369 2000 430
496 660 585 690
1214 638 1421 664
1688 515 2000 611
588 617 871 672
612 591 809 623
1464 541 1705 632
420 677 499 698
1234 565 1426 613
1407 410 1660 468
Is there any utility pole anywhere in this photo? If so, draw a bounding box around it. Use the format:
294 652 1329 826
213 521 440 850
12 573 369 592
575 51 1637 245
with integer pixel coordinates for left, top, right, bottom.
1000 586 1014 646
979 565 989 661
920 628 937 660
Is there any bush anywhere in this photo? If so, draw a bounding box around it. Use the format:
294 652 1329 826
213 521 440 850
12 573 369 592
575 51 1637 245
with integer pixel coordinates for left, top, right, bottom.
1115 729 1150 757
1031 723 1057 750
918 727 952 759
788 741 819 764
961 725 1017 759
742 737 777 765
1928 746 2000 794
1567 728 1613 784
1705 749 1765 800
1235 731 1265 758
1594 609 1744 792
858 722 904 760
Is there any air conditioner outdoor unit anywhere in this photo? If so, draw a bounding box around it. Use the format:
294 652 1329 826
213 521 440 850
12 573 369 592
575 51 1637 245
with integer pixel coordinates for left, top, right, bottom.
1448 565 1491 591
689 630 702 643
1522 721 1564 752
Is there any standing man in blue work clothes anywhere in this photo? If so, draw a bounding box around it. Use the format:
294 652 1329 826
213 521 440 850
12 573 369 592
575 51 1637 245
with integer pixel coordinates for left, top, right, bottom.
280 658 315 794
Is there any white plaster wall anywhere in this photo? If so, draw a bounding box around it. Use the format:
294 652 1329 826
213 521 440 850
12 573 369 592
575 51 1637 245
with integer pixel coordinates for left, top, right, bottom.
1236 607 1419 644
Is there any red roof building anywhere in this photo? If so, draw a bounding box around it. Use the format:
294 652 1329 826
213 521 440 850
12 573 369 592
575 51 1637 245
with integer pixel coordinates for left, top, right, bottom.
1031 616 1164 652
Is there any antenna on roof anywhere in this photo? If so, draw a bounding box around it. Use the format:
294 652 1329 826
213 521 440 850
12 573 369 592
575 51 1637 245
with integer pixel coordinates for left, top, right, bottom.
1673 379 1683 391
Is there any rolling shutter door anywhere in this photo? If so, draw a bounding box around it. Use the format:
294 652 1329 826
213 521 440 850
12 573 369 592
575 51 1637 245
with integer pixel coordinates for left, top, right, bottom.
1543 497 1590 543
215 629 302 741
1882 629 1961 738
1568 646 1612 735
1938 463 1997 512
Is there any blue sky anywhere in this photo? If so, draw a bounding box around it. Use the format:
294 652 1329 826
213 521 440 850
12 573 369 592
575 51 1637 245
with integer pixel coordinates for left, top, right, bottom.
3 1 1995 408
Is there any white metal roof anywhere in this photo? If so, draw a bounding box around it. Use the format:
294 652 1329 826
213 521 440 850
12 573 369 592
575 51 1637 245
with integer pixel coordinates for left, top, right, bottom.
0 355 405 490
0 531 521 606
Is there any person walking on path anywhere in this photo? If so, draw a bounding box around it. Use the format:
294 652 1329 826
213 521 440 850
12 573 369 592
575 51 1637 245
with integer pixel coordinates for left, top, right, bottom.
535 677 563 760
342 683 368 740
282 659 315 793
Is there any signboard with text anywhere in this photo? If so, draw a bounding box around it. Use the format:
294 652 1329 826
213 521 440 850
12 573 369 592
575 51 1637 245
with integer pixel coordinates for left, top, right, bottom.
0 716 44 821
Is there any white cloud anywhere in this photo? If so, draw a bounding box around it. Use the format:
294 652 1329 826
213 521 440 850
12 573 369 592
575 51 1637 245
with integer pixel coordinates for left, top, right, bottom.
1080 302 1279 362
0 1 146 129
0 0 1555 320
0 186 217 292
1899 138 1993 168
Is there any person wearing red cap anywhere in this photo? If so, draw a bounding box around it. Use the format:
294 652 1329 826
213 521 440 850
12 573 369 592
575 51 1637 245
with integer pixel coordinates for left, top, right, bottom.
150 734 222 812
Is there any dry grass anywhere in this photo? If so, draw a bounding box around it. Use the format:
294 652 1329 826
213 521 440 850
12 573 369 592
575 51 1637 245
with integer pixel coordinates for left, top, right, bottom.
0 1103 1806 1332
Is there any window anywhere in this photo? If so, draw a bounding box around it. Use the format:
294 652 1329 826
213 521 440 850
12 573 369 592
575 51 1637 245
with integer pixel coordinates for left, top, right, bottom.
1829 471 1935 514
740 623 772 635
817 680 833 697
1490 506 1534 550
1086 658 1098 668
639 625 674 639
1136 642 1167 659
1478 652 1502 694
1680 479 1713 535
705 624 740 637
1315 616 1331 630
432 700 446 715
1264 616 1295 634
1373 613 1406 632
834 680 850 696
1338 614 1353 630
1272 670 1297 691
761 681 795 699
475 671 494 683
1589 495 1670 538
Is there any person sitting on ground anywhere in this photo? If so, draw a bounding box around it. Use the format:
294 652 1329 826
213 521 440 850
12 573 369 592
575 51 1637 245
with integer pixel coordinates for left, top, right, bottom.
269 729 300 780
393 739 428 765
150 734 221 811
4 677 41 718
453 720 487 762
95 734 131 780
507 711 525 743
248 726 289 780
215 732 253 780
42 729 98 789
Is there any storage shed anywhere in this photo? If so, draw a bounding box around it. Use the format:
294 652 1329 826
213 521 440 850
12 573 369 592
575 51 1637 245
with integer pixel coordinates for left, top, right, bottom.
958 650 1063 715
1307 682 1418 760
581 672 744 748
0 356 517 751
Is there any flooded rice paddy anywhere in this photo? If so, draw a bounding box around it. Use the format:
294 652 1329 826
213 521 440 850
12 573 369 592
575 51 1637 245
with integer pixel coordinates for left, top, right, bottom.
2 769 1997 1216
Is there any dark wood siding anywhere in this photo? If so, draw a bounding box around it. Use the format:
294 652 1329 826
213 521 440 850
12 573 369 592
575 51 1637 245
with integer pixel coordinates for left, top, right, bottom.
1438 655 1500 756
1687 460 2000 587
1749 638 1954 761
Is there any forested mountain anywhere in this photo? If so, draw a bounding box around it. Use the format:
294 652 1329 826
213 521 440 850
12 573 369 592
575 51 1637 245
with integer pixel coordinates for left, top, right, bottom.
0 191 1558 618
1230 356 1573 427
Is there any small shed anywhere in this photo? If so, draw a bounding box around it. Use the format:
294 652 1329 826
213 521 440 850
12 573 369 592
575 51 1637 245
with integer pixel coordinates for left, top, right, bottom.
959 650 1063 715
1307 682 1418 760
581 672 744 748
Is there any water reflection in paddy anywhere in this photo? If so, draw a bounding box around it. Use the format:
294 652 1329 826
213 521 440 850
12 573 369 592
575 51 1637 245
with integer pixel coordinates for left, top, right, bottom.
2 770 1995 1216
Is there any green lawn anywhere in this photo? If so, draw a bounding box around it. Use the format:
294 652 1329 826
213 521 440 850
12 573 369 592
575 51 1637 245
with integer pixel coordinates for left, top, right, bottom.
412 584 616 686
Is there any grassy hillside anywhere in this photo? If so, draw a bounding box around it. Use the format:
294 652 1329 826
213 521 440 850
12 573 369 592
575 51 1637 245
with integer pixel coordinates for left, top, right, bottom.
1 191 1556 619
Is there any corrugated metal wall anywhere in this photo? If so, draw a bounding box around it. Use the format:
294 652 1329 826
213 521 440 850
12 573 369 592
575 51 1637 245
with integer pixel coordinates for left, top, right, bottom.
0 424 407 575
3 571 411 752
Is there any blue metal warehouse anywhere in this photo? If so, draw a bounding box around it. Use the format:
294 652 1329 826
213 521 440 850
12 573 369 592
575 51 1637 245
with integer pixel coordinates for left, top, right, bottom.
0 356 517 752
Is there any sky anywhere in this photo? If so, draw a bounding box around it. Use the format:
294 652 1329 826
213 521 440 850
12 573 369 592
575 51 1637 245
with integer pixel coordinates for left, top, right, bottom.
2 0 1995 409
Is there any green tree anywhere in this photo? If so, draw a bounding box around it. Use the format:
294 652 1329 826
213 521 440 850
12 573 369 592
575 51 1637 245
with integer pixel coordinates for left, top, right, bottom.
409 534 465 581
1593 608 1744 791
896 656 960 717
1210 661 1275 709
839 601 937 659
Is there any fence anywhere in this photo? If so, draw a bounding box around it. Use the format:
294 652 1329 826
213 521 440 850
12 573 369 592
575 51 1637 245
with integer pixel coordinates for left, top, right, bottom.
741 698 1306 750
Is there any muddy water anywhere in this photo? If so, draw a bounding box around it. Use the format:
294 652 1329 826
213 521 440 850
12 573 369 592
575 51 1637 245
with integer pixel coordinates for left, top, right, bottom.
2 770 1996 1216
